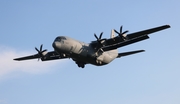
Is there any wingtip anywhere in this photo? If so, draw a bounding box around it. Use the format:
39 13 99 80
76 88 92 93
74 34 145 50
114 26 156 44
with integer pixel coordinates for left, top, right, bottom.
136 50 145 52
166 24 171 28
141 50 145 52
13 58 20 61
137 50 145 53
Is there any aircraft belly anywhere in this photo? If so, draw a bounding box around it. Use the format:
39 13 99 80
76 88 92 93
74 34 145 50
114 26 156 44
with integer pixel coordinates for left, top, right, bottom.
70 47 102 65
72 52 116 66
71 48 95 63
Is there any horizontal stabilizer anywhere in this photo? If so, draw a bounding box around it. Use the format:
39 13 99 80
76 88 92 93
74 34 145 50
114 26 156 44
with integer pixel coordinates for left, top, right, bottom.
117 50 145 58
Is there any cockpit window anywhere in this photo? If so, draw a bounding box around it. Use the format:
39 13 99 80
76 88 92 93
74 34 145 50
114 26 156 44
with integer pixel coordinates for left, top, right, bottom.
61 37 66 40
55 37 66 41
55 37 61 41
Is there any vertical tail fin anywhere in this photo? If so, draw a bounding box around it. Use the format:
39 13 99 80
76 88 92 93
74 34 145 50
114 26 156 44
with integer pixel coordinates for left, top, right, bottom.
110 29 116 38
109 29 118 53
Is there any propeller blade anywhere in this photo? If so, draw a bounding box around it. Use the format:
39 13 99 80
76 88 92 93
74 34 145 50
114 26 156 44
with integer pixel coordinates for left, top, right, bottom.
122 30 129 35
40 44 43 52
114 29 120 34
35 47 40 53
42 49 47 53
99 32 103 39
94 33 99 40
120 26 123 34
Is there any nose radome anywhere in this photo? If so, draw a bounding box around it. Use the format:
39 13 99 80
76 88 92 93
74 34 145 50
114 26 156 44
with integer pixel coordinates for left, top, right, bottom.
52 41 61 49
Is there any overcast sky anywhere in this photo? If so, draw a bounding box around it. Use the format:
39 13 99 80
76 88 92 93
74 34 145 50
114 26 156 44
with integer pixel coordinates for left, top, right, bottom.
0 0 180 104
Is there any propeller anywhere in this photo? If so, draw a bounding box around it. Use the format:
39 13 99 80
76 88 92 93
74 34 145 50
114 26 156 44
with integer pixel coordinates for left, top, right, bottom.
35 44 47 61
94 32 104 47
114 26 129 40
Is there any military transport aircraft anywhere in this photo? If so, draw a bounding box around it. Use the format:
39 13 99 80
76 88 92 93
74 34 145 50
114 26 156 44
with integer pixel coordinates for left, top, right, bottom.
14 25 170 68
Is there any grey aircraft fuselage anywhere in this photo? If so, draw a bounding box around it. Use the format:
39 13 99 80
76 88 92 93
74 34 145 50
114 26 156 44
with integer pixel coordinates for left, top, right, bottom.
52 36 118 66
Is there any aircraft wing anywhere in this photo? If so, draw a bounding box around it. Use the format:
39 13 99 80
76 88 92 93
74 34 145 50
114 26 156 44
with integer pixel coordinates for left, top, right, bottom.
14 51 68 61
102 25 170 51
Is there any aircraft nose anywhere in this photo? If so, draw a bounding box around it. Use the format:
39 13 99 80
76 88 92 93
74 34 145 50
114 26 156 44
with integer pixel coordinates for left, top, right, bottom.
52 41 61 49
